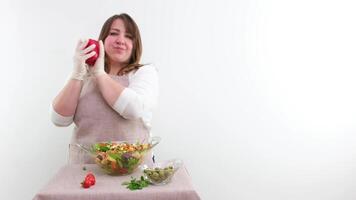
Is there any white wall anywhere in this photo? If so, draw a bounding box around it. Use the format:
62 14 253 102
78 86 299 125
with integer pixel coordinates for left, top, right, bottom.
1 0 355 199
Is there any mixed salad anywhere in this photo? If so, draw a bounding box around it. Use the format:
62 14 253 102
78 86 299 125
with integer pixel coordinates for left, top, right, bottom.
92 141 152 175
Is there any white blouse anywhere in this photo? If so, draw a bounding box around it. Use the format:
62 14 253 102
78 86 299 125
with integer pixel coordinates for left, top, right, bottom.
50 64 159 130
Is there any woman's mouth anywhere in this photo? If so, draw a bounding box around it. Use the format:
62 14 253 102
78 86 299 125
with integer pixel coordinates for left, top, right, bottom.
114 46 125 50
113 47 125 53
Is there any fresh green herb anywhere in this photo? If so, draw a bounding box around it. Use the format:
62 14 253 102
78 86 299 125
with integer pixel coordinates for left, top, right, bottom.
122 176 151 190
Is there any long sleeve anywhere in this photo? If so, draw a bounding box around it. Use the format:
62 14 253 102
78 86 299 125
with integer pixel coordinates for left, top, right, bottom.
50 104 74 127
112 64 159 123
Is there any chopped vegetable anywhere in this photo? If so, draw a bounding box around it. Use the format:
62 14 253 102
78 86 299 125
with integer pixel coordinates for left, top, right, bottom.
92 142 152 175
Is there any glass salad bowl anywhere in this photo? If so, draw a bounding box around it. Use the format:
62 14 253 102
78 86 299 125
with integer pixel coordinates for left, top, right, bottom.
76 136 161 176
139 159 183 185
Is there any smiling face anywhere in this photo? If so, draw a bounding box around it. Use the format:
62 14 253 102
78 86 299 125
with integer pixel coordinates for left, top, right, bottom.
104 18 133 66
99 14 143 75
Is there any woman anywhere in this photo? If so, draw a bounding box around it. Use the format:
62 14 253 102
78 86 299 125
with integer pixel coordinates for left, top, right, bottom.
50 13 159 164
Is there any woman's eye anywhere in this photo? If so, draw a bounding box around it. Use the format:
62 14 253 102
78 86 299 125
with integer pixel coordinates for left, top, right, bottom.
110 32 118 35
125 35 133 39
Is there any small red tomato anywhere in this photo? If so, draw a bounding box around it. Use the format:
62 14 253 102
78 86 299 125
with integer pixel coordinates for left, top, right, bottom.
85 173 96 185
81 172 96 188
81 179 91 188
85 39 100 66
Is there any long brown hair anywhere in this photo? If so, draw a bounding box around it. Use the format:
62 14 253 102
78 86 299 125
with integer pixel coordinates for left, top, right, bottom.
98 13 143 75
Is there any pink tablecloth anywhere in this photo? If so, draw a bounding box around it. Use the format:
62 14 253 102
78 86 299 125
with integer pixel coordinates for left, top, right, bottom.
33 164 200 200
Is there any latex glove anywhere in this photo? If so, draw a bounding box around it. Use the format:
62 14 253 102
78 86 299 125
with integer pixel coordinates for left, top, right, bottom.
89 40 106 77
71 39 97 80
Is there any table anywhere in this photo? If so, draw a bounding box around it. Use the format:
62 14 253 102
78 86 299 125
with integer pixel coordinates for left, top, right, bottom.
33 164 201 200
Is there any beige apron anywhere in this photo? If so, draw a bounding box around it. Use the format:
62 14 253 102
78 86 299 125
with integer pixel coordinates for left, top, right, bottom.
68 74 151 164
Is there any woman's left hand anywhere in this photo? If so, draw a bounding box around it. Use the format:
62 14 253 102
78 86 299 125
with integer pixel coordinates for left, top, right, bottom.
90 40 106 77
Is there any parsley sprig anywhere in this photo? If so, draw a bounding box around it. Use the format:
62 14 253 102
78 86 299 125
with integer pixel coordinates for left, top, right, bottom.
122 176 151 190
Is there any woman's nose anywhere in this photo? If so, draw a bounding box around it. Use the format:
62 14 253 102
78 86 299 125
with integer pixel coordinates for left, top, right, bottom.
115 36 125 45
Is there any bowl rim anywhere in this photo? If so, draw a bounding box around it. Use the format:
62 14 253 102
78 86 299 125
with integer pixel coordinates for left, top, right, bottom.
92 136 161 145
139 159 183 172
74 136 161 154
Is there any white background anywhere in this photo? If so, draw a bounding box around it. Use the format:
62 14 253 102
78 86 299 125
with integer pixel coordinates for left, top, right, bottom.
1 0 355 199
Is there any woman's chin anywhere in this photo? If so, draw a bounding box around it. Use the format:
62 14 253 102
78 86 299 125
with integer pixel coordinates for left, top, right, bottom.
110 57 129 65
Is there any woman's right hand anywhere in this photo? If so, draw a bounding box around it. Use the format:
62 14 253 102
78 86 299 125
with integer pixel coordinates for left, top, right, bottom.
71 39 97 80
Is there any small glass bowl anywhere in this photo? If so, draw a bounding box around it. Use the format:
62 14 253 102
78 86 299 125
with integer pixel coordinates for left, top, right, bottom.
139 159 183 185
